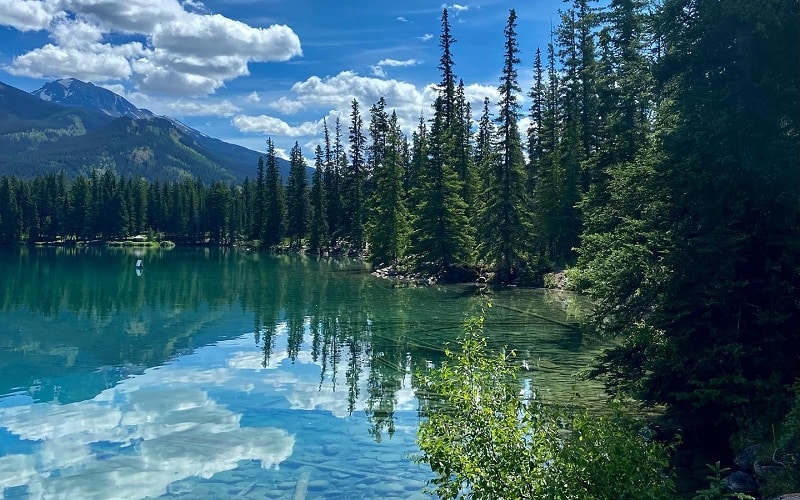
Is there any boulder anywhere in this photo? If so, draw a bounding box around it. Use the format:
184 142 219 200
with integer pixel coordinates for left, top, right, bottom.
724 471 759 495
735 444 762 471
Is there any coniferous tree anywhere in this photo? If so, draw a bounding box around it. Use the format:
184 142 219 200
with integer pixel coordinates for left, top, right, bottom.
438 8 457 125
368 111 410 264
0 177 22 243
253 156 266 239
532 40 565 260
580 0 653 226
478 8 531 283
411 96 472 273
263 138 286 247
309 145 328 255
343 99 367 250
286 142 309 249
453 80 477 222
321 119 339 245
206 180 230 244
527 47 545 196
406 114 428 203
582 0 800 443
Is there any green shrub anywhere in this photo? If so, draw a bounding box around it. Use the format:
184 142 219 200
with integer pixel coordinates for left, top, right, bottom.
416 311 675 499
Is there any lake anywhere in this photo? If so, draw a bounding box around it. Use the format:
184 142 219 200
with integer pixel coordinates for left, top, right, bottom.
0 246 601 499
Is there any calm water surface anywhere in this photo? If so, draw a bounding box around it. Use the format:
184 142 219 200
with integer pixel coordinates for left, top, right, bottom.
0 247 600 499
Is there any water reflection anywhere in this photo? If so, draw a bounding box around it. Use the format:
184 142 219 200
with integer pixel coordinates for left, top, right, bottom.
0 358 295 498
0 247 599 498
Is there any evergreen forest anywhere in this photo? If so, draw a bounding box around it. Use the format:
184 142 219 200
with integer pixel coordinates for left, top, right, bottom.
1 0 799 488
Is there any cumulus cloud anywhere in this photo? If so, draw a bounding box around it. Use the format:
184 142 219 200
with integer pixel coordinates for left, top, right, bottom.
8 41 145 81
419 33 433 42
232 114 322 137
2 0 302 96
396 16 409 22
167 99 240 117
268 96 305 114
0 0 62 32
246 91 260 103
50 18 104 46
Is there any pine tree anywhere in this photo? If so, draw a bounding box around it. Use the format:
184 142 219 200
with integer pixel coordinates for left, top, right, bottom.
285 142 308 249
583 0 800 442
0 177 22 243
253 156 266 239
411 96 473 273
527 47 545 195
532 40 565 260
322 118 340 245
453 80 476 221
263 138 286 247
368 111 410 264
438 8 457 125
478 9 531 284
343 99 367 251
308 145 328 255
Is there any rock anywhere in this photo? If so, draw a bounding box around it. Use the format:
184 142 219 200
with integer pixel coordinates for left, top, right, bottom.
754 459 786 479
735 444 762 471
724 471 759 494
767 495 800 500
307 479 331 491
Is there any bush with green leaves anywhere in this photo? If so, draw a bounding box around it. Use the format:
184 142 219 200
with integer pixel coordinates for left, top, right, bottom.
416 313 675 499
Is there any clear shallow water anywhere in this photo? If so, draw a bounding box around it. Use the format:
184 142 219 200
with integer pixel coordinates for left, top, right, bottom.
0 247 600 499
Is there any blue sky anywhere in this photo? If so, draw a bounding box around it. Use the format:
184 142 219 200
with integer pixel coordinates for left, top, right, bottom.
0 0 566 160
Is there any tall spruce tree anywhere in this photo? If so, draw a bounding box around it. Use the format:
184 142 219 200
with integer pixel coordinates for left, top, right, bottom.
438 8 457 125
253 156 266 239
328 117 345 246
527 47 545 196
368 111 410 264
343 99 367 250
532 40 566 260
309 145 328 255
286 142 309 248
411 97 473 273
263 138 286 247
478 8 531 284
582 0 800 444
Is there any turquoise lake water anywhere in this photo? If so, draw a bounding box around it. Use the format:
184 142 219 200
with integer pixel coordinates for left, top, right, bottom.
0 247 599 499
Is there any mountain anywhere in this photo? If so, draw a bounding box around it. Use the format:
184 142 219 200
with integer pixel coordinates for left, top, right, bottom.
32 78 155 120
0 79 293 183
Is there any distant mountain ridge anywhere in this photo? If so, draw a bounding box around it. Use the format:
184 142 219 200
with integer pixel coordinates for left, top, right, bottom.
0 79 291 183
32 79 156 120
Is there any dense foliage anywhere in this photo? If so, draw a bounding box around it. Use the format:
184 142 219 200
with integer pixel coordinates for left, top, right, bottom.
416 314 675 499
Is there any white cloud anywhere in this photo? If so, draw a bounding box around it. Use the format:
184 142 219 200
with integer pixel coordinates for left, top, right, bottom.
51 18 104 46
396 16 408 22
152 14 300 61
443 3 469 12
68 0 185 34
0 0 62 32
2 0 302 96
370 65 387 78
246 91 260 103
232 114 321 137
167 99 240 117
7 41 145 81
268 96 305 114
377 58 419 67
419 33 433 42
